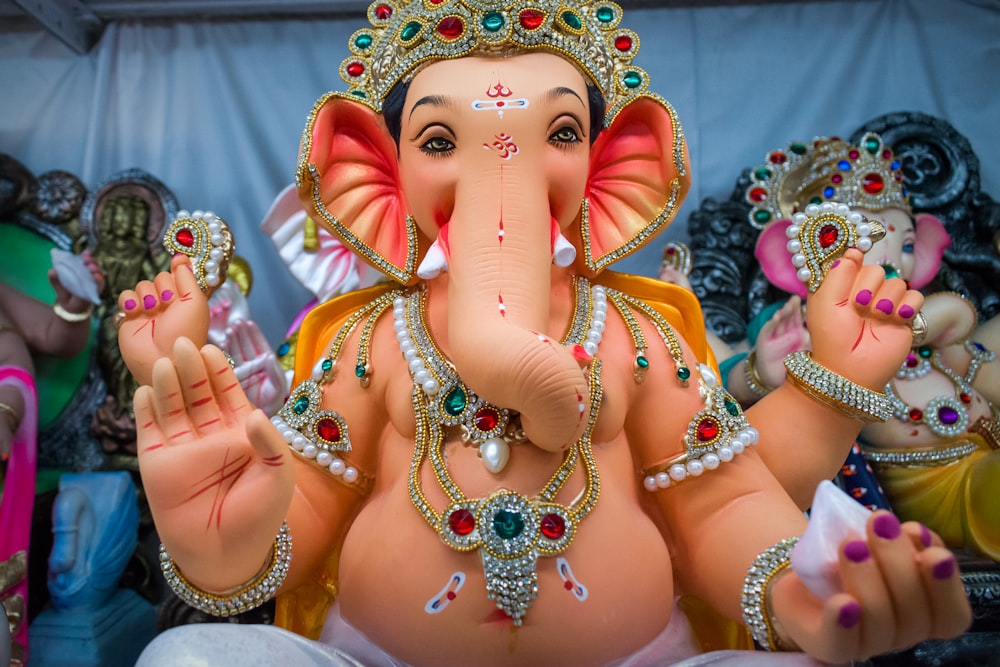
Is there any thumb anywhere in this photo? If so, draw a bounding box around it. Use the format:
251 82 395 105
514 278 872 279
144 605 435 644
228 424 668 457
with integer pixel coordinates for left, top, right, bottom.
245 409 289 463
171 254 207 299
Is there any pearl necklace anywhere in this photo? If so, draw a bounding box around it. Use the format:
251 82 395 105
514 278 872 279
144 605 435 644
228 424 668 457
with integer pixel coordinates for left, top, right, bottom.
399 281 604 625
393 277 607 474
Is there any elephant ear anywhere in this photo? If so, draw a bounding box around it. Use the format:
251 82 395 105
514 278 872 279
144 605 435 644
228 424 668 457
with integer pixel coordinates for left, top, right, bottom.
296 93 422 285
576 95 692 276
910 213 951 289
755 219 809 299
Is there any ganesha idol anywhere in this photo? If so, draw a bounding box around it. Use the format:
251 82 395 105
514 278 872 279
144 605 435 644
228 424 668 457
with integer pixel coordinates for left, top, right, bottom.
117 1 970 665
743 133 1000 562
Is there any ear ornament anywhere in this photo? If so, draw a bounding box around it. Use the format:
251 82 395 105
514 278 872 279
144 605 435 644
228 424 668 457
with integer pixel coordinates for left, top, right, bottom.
785 202 884 293
162 210 234 296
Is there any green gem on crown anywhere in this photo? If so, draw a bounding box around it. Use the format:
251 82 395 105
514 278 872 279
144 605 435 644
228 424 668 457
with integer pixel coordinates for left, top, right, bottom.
481 11 504 32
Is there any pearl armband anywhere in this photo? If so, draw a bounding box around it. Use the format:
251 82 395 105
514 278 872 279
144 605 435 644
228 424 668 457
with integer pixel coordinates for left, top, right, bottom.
160 521 292 616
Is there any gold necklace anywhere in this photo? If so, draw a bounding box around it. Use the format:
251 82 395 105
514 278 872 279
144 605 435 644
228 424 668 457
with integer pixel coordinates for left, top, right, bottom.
399 283 603 625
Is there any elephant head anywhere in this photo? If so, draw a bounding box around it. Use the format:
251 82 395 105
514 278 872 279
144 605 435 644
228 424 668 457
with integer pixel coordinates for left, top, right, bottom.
756 207 950 298
296 16 689 452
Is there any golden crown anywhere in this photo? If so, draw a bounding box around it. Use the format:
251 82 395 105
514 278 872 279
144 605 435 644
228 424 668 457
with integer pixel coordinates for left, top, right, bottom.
338 0 649 117
746 132 911 230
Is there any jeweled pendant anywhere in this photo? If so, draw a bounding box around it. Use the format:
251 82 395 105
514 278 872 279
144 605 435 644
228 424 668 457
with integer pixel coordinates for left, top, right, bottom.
479 437 510 473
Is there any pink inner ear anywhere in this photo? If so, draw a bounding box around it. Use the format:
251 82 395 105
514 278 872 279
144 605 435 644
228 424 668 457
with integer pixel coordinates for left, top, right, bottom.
909 213 951 290
582 97 690 270
302 97 413 279
755 219 808 298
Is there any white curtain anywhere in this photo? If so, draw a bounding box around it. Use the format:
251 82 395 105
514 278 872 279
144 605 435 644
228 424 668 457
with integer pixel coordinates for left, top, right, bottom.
2 0 998 344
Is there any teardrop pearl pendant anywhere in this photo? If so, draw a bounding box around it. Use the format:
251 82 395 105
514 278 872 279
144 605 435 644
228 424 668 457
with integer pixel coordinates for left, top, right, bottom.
479 437 511 473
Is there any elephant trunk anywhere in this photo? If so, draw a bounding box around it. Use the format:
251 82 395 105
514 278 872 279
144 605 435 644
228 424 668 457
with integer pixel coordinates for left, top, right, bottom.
445 162 588 452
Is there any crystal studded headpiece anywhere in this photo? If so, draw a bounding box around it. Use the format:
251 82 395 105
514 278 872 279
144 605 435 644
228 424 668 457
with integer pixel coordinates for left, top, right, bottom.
746 132 911 230
339 0 649 117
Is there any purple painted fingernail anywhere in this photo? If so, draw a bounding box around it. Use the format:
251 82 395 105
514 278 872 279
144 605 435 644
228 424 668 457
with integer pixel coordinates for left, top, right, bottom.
838 601 861 629
844 540 870 563
874 513 901 540
876 299 894 315
920 524 933 548
161 290 174 302
143 295 156 310
830 260 841 269
933 557 956 580
898 304 915 319
124 298 137 311
855 289 873 306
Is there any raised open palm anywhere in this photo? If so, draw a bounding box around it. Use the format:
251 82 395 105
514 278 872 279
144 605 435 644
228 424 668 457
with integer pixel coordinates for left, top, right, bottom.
134 337 293 587
118 254 211 387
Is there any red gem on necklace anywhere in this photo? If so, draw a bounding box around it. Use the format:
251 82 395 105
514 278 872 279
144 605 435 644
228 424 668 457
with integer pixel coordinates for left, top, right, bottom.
862 173 884 194
818 224 838 248
908 408 924 422
316 418 341 443
960 392 972 404
540 513 566 540
175 228 195 248
449 509 475 536
905 354 918 368
474 407 500 432
436 16 464 39
519 9 544 30
696 418 719 442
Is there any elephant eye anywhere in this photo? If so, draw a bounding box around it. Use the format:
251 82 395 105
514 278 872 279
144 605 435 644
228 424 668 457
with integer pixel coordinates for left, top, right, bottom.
421 136 456 156
902 242 914 254
549 127 581 146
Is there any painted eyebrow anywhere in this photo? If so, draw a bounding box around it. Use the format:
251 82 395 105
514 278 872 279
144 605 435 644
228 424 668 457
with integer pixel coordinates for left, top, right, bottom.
408 94 456 120
544 86 585 107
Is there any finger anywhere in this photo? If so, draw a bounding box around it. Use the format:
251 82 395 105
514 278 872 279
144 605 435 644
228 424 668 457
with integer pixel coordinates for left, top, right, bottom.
869 277 909 322
118 288 140 315
171 253 206 303
245 408 291 463
917 546 973 639
850 264 889 315
172 337 224 434
896 290 924 323
153 271 178 308
901 521 942 551
134 279 162 316
233 321 257 363
134 385 168 457
814 247 865 303
150 355 195 444
865 511 931 648
776 580 862 665
836 531 895 656
246 321 271 358
202 342 254 424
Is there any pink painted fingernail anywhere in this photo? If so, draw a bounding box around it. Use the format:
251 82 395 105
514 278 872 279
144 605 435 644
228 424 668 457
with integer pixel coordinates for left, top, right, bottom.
830 260 841 269
124 298 137 311
876 299 894 315
898 304 915 319
143 295 157 310
838 601 861 629
874 513 901 540
161 290 174 302
855 289 873 306
920 524 933 548
844 540 870 563
932 557 956 580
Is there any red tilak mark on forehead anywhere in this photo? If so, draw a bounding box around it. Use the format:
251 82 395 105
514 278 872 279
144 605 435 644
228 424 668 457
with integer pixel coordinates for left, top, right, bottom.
486 79 512 98
888 224 896 232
